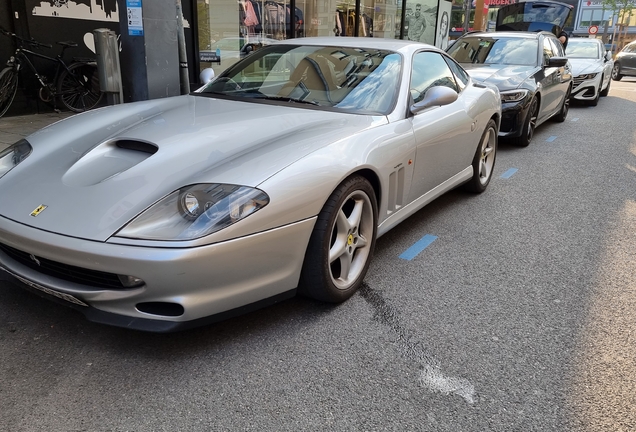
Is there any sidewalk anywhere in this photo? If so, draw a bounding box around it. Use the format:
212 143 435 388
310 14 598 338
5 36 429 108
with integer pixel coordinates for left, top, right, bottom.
0 112 74 151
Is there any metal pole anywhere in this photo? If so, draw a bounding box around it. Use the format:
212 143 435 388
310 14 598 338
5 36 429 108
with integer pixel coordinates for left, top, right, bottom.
176 0 190 95
463 0 472 33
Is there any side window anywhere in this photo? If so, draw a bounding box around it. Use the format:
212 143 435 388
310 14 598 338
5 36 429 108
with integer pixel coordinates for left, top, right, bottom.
444 56 469 92
542 37 554 65
410 51 458 104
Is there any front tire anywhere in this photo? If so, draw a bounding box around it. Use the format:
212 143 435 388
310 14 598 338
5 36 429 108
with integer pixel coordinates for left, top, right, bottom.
57 62 103 112
511 96 538 147
0 67 19 118
463 119 497 193
552 85 571 123
587 85 600 106
299 176 378 303
612 63 623 81
600 75 611 96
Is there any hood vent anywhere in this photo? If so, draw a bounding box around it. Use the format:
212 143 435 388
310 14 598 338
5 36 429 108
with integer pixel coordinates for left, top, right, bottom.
62 139 158 187
115 139 158 154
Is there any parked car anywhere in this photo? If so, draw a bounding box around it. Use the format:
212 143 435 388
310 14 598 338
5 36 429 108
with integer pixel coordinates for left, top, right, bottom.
612 40 636 81
447 0 573 147
447 31 571 147
566 38 613 105
0 38 501 332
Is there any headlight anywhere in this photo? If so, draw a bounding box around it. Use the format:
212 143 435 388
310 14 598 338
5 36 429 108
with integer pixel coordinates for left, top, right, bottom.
577 73 599 80
0 139 32 179
500 89 529 103
115 184 270 241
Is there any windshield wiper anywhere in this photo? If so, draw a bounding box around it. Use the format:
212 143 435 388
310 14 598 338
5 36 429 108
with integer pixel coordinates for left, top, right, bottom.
248 95 321 106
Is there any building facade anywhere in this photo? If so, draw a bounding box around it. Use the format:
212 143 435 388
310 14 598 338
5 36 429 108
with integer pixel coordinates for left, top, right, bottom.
572 0 636 44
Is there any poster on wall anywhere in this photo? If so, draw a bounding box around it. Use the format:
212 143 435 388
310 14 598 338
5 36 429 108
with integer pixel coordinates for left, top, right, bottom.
26 0 120 57
435 0 452 49
405 0 437 45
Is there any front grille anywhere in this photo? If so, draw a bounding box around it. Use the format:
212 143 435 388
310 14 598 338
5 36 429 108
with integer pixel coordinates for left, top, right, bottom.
0 242 125 289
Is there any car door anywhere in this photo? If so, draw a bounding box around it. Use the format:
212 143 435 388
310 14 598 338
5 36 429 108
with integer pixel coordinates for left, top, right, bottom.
621 43 636 74
408 51 475 200
537 35 565 121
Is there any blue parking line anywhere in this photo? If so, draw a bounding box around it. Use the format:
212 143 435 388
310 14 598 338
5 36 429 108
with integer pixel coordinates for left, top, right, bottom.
546 136 557 142
571 118 579 122
399 234 438 261
500 168 518 179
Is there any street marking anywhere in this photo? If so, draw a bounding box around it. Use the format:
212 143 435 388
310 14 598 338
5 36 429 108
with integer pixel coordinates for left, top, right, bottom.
571 118 580 122
546 136 557 142
399 234 437 260
500 168 518 179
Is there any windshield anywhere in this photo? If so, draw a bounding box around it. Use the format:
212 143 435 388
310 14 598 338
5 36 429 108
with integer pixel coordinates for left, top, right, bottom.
566 41 600 59
447 37 538 66
196 45 402 115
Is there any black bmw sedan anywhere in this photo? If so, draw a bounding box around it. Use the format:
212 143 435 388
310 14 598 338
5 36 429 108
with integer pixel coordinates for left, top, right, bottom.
447 31 572 147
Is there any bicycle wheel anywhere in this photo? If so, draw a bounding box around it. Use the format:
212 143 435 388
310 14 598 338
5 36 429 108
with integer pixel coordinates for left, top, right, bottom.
57 62 104 113
0 67 19 118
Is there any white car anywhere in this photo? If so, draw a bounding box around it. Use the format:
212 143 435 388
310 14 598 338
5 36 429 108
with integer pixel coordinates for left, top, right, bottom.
566 38 613 106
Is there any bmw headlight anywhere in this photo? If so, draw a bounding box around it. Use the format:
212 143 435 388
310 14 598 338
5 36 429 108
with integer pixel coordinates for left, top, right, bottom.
577 73 599 80
116 184 270 241
0 139 32 179
500 89 529 103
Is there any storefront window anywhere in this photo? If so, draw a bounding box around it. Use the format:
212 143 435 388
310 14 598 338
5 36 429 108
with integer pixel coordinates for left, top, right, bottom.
197 0 439 77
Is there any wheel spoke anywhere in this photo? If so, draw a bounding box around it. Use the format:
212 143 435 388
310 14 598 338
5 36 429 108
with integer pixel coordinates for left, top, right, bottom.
480 160 489 179
329 235 347 263
337 253 353 283
347 199 364 231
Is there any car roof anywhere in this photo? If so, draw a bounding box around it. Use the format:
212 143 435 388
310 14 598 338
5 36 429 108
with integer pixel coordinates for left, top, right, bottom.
457 31 548 39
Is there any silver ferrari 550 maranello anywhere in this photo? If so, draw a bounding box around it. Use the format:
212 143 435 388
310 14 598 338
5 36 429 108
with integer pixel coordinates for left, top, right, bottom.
0 37 501 332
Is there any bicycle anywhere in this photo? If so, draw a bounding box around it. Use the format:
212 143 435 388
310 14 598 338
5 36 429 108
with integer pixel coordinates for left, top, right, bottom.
0 27 104 118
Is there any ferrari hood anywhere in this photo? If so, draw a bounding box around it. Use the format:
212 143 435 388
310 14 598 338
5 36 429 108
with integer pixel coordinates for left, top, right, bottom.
0 95 382 241
568 58 603 76
462 64 536 91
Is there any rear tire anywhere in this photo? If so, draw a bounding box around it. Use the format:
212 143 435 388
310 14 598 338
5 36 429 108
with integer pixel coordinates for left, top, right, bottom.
463 119 497 193
299 176 377 303
0 67 19 119
57 62 103 112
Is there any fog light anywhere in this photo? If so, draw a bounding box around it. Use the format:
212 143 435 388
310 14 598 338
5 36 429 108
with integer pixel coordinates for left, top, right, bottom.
117 275 145 288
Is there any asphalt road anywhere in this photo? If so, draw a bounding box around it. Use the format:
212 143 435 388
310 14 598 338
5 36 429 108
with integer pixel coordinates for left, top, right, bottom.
1 79 636 431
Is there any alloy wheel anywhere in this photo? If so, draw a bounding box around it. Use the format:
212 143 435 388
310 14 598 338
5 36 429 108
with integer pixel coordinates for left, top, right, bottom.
328 190 374 290
478 125 496 186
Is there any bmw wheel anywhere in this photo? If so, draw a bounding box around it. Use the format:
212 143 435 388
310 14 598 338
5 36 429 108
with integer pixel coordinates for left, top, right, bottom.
512 97 538 147
553 85 571 123
299 176 377 303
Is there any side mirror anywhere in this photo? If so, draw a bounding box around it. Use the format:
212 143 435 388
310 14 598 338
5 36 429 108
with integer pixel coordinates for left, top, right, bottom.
605 51 613 62
410 86 458 115
199 68 215 84
548 56 568 67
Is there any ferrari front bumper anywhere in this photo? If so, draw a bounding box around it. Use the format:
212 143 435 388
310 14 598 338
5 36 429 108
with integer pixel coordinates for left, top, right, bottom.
0 215 316 331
